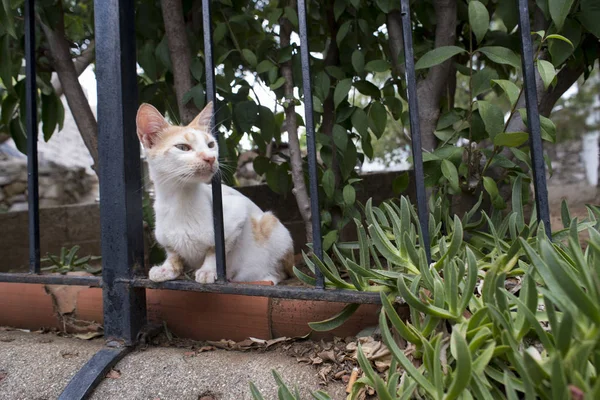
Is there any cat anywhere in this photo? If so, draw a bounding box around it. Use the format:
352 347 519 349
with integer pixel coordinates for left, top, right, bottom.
136 102 294 284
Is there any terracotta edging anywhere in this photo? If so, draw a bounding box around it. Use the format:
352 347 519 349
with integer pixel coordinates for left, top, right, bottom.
0 282 388 341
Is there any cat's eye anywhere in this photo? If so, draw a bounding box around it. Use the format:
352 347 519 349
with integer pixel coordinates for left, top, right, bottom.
175 144 191 151
207 141 215 149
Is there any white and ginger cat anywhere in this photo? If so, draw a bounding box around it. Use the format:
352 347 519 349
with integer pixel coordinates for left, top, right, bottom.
136 102 294 284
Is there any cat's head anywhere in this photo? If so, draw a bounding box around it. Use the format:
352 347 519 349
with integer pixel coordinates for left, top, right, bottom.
136 102 218 185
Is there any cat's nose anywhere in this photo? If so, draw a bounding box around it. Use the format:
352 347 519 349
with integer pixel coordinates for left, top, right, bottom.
201 154 216 165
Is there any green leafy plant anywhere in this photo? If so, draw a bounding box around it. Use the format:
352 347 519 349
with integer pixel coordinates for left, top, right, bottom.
41 245 101 275
256 180 600 398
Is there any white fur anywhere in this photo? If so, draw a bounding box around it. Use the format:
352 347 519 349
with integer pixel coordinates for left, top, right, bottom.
144 123 293 285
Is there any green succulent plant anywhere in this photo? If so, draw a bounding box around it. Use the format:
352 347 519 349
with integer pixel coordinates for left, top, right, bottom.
41 245 102 275
251 180 600 399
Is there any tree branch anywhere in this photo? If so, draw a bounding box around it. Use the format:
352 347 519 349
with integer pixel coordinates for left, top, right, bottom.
38 9 99 174
386 10 405 79
50 40 95 97
416 0 458 152
161 0 198 124
280 0 313 244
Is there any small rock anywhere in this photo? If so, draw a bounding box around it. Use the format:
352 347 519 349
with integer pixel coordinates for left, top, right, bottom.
4 181 27 197
9 202 28 212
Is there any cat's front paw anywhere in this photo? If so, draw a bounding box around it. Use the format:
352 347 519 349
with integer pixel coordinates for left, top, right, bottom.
195 268 217 284
149 264 180 282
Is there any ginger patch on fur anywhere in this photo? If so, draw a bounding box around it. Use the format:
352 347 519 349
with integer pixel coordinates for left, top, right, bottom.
251 213 278 245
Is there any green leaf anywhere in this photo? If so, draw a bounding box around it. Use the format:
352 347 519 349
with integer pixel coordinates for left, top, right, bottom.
332 124 348 151
518 109 557 142
1 0 16 39
343 185 356 206
469 0 490 43
491 80 520 106
579 0 600 38
0 34 13 92
322 230 338 252
379 312 437 396
336 20 352 45
351 50 365 74
368 102 387 138
334 79 352 108
392 173 409 195
322 169 335 198
284 6 298 27
269 77 286 90
537 60 556 89
308 304 360 331
334 0 345 20
353 81 380 98
272 370 295 400
41 94 59 142
365 59 390 73
234 100 258 133
549 0 574 31
182 84 206 110
479 46 521 69
472 68 499 98
9 118 27 154
477 101 505 139
544 34 574 47
441 159 459 191
249 382 265 400
549 19 581 66
415 46 466 70
483 176 499 199
315 71 331 102
256 59 275 74
493 131 529 147
351 108 369 137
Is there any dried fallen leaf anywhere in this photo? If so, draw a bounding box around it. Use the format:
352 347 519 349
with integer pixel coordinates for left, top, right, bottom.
0 337 15 343
0 371 7 383
317 350 337 363
197 346 215 353
60 351 79 359
183 351 196 358
73 331 103 340
105 369 121 379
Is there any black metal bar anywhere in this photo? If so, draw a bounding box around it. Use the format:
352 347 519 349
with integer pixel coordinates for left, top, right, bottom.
297 0 324 289
95 0 147 345
400 0 431 262
202 0 227 283
130 279 384 304
25 0 40 274
0 273 102 286
58 347 130 400
517 0 551 237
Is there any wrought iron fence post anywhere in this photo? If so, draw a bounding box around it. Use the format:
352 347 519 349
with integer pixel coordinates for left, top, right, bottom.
95 0 147 345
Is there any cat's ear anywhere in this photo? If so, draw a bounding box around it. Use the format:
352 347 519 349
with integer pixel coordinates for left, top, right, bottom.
189 101 213 131
136 103 169 148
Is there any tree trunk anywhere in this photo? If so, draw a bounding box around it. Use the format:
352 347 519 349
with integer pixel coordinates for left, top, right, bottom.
50 40 96 98
280 0 313 244
38 11 99 175
161 0 198 124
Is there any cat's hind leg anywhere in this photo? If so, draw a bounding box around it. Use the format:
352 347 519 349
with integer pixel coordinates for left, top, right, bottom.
195 249 217 283
149 252 184 282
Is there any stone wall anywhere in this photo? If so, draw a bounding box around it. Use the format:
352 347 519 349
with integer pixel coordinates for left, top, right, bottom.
0 170 413 272
0 155 97 212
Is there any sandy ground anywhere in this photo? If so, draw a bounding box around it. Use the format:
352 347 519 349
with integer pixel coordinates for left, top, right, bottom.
0 330 347 400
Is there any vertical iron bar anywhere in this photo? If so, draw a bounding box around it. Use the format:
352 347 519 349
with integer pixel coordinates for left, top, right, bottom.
517 0 551 237
95 0 147 345
25 0 40 274
297 0 324 288
202 0 227 283
400 0 431 262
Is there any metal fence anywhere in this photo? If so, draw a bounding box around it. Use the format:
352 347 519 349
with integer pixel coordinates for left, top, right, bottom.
0 0 551 398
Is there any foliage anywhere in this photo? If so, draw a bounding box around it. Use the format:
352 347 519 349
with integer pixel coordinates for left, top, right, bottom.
256 179 600 397
2 0 599 243
41 245 101 275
